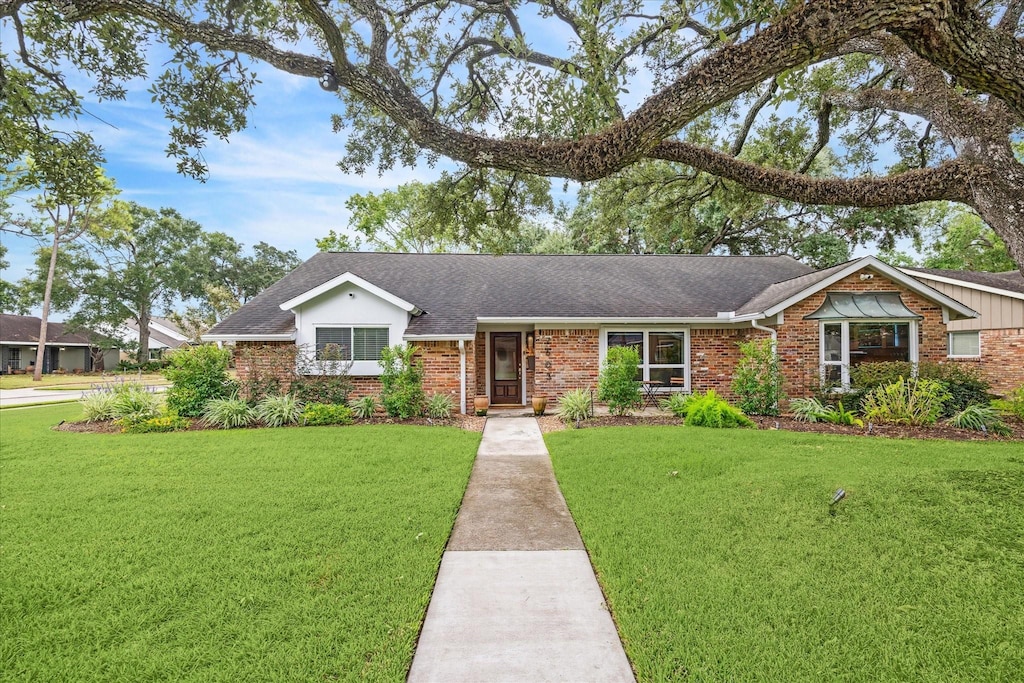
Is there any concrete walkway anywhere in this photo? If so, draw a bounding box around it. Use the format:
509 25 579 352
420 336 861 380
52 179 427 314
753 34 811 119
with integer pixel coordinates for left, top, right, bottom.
408 418 635 682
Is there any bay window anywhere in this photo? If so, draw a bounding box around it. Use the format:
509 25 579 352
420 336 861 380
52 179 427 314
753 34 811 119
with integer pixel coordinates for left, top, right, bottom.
820 321 915 387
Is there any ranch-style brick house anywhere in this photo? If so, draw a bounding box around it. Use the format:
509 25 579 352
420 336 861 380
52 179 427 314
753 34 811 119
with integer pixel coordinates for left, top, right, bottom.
203 253 1024 413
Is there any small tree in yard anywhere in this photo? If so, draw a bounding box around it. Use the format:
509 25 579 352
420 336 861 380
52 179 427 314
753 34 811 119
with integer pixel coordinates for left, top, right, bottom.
378 344 424 419
732 338 785 416
598 346 641 416
163 344 234 417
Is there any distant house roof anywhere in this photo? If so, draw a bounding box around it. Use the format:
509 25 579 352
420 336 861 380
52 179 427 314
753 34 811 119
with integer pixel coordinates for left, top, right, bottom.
207 253 817 338
121 319 189 349
902 268 1024 298
0 314 96 346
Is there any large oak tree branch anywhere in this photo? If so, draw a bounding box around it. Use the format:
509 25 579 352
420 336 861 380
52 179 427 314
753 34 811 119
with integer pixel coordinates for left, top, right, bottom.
650 141 978 206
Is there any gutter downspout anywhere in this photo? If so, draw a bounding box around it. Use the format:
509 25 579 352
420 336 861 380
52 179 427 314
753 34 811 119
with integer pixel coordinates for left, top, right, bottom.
459 339 466 415
751 318 780 415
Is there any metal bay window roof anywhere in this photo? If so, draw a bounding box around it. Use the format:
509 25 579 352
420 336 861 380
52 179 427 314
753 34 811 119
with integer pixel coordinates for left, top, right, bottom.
804 293 922 320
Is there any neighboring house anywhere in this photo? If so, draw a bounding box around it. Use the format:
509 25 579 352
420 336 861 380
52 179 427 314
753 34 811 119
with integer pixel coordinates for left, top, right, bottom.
0 314 119 374
203 253 1020 414
900 268 1024 394
118 317 190 361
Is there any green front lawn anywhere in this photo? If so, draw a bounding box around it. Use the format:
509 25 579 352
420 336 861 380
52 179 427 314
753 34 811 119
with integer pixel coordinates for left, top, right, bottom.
547 427 1024 682
1 405 479 681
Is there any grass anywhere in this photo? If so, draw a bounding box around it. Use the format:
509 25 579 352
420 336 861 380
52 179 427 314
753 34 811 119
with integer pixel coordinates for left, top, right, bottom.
1 405 480 681
0 372 167 390
547 427 1024 682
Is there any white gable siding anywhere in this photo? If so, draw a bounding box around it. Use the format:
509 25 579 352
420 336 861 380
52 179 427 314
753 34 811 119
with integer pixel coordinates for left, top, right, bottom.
293 282 410 375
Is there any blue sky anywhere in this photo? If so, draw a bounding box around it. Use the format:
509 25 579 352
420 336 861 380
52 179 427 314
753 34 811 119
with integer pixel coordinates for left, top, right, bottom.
1 60 468 283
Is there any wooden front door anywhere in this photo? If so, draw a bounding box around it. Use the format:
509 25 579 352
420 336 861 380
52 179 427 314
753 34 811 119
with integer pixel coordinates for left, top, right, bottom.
490 332 522 404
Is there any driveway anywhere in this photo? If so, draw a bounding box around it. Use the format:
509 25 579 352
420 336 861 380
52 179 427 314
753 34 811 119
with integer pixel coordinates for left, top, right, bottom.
0 385 168 408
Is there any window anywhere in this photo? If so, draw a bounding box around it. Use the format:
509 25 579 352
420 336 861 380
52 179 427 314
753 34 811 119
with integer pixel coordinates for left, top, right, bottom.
948 330 980 357
606 330 687 387
315 327 388 361
821 320 915 387
8 348 21 370
149 349 163 361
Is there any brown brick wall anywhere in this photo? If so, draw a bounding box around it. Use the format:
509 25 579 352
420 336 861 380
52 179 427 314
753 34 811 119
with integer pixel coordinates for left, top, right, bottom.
948 328 1024 396
234 341 297 396
475 331 487 397
413 340 470 412
777 269 948 399
534 328 600 399
690 328 768 399
348 376 383 400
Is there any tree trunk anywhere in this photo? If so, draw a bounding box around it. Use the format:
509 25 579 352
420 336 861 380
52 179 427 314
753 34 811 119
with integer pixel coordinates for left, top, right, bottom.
137 309 151 366
32 233 61 382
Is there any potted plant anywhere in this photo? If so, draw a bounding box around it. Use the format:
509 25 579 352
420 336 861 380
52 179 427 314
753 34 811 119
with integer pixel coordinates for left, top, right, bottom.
474 396 489 416
532 396 547 416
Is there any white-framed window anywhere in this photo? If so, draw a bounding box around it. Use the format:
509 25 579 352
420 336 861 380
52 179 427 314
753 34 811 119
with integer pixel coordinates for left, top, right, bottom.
7 348 21 370
948 330 980 358
315 326 389 361
603 329 689 389
821 320 917 388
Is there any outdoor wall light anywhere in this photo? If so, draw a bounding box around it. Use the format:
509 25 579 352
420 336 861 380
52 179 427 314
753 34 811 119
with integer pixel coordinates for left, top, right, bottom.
319 67 339 92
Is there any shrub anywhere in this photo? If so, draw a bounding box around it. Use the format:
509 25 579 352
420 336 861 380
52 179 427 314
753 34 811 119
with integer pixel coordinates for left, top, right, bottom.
862 377 950 426
255 394 304 427
351 395 378 419
683 390 755 429
202 396 257 429
789 397 828 423
659 392 693 418
732 338 784 416
993 385 1024 420
557 389 592 425
379 344 425 419
110 384 163 421
819 401 864 427
947 404 1011 435
849 361 991 416
302 402 354 426
290 375 352 405
119 415 191 434
920 362 992 414
164 345 235 417
426 394 454 419
81 390 119 422
597 346 641 415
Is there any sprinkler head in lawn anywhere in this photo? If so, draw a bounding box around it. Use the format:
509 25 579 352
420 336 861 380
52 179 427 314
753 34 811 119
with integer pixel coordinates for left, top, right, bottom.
829 488 846 516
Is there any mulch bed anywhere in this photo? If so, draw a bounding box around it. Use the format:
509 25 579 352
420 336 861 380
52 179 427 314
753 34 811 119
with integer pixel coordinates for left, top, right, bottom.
538 413 1024 441
54 414 488 434
55 413 1022 441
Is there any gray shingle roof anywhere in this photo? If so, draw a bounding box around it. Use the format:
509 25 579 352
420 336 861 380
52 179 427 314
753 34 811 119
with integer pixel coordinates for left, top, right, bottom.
903 268 1024 295
735 262 850 315
207 253 815 337
0 314 96 345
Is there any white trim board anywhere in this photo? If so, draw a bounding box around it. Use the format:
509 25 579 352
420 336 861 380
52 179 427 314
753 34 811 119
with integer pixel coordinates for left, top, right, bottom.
279 272 422 314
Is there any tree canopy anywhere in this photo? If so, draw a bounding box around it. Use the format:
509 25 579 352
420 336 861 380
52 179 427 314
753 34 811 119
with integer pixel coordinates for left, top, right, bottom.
3 1 1022 264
